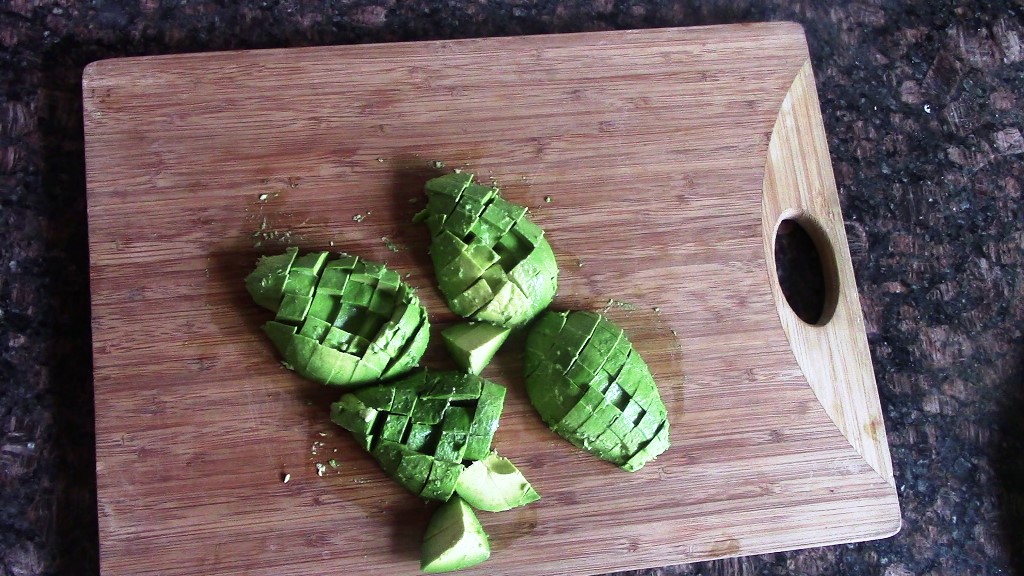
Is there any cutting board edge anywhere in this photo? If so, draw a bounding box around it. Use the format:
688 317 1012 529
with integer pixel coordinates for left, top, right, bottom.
80 21 810 84
762 59 899 495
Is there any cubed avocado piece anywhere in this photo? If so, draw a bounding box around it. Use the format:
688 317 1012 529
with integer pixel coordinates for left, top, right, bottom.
441 322 511 375
261 321 297 354
299 316 332 341
552 385 605 435
301 344 345 383
380 413 410 443
282 334 319 370
329 394 379 437
326 351 360 386
307 290 338 320
411 398 448 425
276 293 313 323
371 439 406 475
406 422 440 453
393 452 433 495
449 279 494 318
426 373 484 401
244 247 298 310
282 271 318 300
455 453 540 512
420 460 465 502
437 251 487 298
420 496 490 573
425 172 474 200
430 231 470 271
290 250 329 274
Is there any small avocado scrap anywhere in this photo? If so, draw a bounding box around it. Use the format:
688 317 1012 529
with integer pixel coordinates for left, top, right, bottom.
330 370 507 501
455 452 540 512
524 310 670 471
441 322 511 375
420 496 490 574
245 248 430 387
421 171 558 328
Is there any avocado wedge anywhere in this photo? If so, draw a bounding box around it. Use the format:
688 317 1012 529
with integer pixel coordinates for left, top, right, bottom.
420 496 490 573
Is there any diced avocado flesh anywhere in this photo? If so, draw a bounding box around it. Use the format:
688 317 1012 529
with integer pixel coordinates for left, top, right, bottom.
329 370 507 501
442 322 511 375
455 453 540 512
524 310 670 471
422 172 558 328
421 496 490 574
244 249 429 387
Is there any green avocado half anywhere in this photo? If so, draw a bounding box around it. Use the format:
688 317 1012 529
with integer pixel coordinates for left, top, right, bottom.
524 310 670 471
330 370 507 501
421 172 558 328
244 248 430 387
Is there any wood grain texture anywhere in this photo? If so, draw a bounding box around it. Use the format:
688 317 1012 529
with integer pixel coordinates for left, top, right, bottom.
83 23 900 576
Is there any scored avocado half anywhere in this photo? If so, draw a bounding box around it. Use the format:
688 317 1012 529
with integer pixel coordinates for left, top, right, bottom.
330 370 507 502
421 172 558 328
245 248 430 387
524 310 670 471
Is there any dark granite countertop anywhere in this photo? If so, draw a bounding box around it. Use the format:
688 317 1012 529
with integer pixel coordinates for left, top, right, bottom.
2 1 1022 575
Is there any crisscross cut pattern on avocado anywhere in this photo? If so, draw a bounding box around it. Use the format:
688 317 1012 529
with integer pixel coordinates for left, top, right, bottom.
331 370 507 501
245 248 430 387
525 311 670 471
422 172 558 328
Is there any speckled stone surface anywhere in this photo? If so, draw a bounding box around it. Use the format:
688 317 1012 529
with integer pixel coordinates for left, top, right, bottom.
2 2 1022 575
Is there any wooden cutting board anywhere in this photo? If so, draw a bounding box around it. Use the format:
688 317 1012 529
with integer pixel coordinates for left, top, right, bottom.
83 23 900 576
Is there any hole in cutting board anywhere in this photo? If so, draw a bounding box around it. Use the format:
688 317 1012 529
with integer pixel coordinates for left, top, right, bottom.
774 216 838 325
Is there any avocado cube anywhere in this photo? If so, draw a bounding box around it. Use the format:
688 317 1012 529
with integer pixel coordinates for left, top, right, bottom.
574 398 619 441
620 399 645 426
449 279 495 317
342 278 374 308
371 439 406 474
326 352 360 385
276 293 313 323
425 172 473 199
429 231 468 271
553 386 606 435
412 399 447 425
463 435 492 462
261 321 297 354
354 385 395 411
330 395 378 436
307 291 338 321
622 422 670 472
291 250 329 274
244 248 297 310
367 289 395 317
298 316 332 342
283 270 318 298
441 322 511 375
302 344 345 383
406 422 439 453
380 413 410 443
427 374 483 401
393 452 432 495
419 460 464 502
512 218 545 246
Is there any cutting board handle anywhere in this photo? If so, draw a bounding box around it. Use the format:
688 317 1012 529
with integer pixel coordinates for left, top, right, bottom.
762 60 895 486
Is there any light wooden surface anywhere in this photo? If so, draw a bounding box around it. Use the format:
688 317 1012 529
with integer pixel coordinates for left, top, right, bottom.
83 23 900 576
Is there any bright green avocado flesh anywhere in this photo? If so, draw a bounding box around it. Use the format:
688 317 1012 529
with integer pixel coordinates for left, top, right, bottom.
245 247 429 387
441 322 511 375
524 310 670 471
422 172 558 328
455 452 540 512
420 496 490 573
330 370 507 501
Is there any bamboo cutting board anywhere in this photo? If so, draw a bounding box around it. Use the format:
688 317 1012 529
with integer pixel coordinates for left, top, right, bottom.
83 23 900 576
